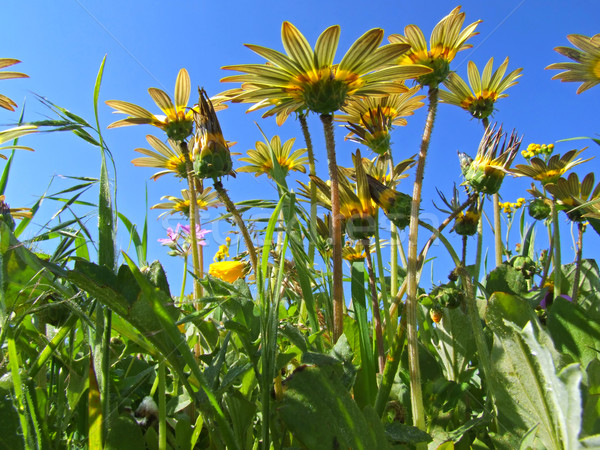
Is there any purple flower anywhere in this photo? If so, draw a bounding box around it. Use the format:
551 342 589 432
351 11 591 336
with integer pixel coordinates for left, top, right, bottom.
158 225 181 245
179 224 211 245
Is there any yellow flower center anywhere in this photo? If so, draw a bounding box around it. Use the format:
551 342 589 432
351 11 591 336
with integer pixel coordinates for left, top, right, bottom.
166 155 188 178
533 168 565 184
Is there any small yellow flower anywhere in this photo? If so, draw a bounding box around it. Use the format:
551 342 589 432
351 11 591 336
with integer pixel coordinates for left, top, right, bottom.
209 260 247 283
151 188 221 218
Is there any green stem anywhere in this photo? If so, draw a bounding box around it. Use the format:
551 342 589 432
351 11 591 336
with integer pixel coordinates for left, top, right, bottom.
158 362 167 450
321 113 344 342
214 180 258 276
180 255 188 304
551 201 562 298
180 142 202 299
572 222 584 301
458 267 497 416
406 85 439 432
374 218 393 345
493 193 503 266
473 195 485 296
299 113 318 263
374 303 407 417
8 329 34 449
363 239 385 373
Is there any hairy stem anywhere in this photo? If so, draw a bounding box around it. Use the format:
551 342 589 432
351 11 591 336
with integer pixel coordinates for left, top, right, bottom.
572 222 584 301
551 201 562 298
214 180 258 276
321 113 344 342
406 86 439 431
363 239 385 373
493 193 503 266
180 142 202 299
299 113 318 263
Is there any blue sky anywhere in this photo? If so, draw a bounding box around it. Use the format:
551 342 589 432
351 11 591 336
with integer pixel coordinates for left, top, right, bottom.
1 1 599 291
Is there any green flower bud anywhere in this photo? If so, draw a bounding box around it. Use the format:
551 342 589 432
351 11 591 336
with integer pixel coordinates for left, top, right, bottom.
528 198 551 220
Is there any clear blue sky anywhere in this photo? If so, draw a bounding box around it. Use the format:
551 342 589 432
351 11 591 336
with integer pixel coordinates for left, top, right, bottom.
2 1 599 291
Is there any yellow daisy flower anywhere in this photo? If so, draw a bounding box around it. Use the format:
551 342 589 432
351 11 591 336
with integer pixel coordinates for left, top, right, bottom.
220 21 431 124
238 135 308 178
132 135 194 180
439 57 522 119
151 188 221 218
106 68 195 141
512 148 591 186
335 86 425 154
208 260 247 283
388 6 481 86
0 59 28 111
545 172 600 222
546 33 600 94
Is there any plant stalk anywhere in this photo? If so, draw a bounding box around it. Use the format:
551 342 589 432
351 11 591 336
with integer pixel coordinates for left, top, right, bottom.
299 113 318 263
214 180 258 276
572 222 584 301
363 239 385 373
180 141 202 299
551 201 562 298
493 193 503 266
321 113 344 342
406 85 439 432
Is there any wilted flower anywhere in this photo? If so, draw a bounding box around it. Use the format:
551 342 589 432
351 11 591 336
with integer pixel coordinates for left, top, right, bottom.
439 57 522 119
106 69 195 141
546 33 600 94
388 6 481 86
459 124 522 195
193 89 233 180
308 150 378 239
366 174 412 230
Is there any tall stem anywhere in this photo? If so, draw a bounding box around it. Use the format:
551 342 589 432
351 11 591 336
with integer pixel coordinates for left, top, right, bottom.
180 142 202 299
299 113 318 262
406 86 439 432
551 201 562 298
363 239 385 373
321 113 344 342
214 180 258 276
493 194 503 266
572 222 584 301
481 119 503 268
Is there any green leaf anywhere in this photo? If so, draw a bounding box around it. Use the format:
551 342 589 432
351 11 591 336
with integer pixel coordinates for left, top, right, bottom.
547 296 600 368
561 259 600 315
485 263 528 296
277 364 389 449
385 422 432 445
486 294 583 448
105 416 145 450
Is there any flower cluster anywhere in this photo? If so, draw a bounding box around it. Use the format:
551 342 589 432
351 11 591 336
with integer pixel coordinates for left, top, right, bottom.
158 224 211 257
498 197 525 216
521 142 554 159
213 236 232 262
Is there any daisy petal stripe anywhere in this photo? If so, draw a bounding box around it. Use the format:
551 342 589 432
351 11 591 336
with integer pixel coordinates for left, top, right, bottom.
546 33 600 94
